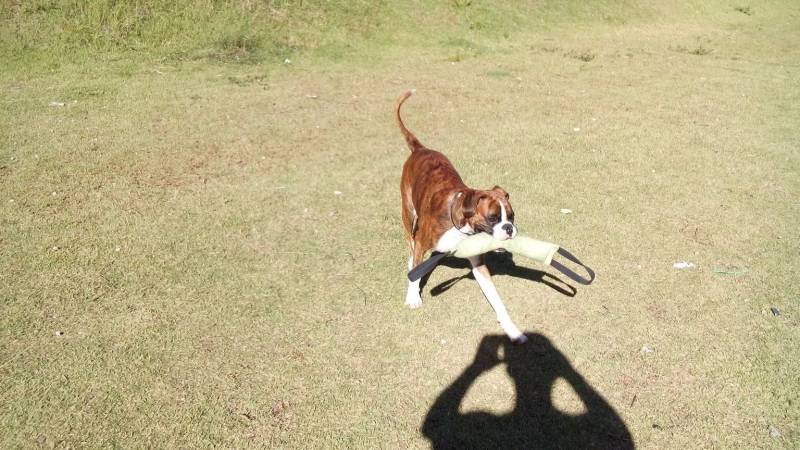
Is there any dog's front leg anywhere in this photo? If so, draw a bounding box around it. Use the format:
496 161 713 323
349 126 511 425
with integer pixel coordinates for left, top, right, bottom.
468 256 527 344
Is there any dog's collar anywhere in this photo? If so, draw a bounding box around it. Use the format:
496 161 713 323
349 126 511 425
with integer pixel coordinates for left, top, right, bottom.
448 191 473 235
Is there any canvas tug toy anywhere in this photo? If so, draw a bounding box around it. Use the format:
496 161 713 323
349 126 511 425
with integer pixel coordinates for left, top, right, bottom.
407 233 595 285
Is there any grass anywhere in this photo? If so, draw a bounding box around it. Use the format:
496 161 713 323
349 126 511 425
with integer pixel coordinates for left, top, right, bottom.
1 0 799 448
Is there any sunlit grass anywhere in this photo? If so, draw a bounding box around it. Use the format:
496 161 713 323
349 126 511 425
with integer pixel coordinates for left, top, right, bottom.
1 1 798 448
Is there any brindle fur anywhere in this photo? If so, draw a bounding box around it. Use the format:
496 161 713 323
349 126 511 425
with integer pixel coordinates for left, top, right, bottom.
396 91 515 270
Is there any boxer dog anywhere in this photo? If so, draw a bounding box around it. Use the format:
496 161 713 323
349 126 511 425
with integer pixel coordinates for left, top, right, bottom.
396 91 528 344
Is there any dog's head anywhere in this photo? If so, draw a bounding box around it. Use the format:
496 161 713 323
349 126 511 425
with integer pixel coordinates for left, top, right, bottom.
461 186 517 240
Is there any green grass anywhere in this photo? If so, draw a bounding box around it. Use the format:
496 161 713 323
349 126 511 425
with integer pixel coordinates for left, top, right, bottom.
0 1 731 73
2 0 799 448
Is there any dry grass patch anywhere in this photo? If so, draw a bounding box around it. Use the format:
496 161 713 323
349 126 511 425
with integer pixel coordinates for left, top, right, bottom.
2 2 799 448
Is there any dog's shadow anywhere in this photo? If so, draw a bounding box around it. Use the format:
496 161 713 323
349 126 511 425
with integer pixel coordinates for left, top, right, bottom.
420 251 577 298
422 333 634 449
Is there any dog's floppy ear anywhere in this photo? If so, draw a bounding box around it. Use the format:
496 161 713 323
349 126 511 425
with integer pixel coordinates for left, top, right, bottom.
492 185 510 199
461 190 486 218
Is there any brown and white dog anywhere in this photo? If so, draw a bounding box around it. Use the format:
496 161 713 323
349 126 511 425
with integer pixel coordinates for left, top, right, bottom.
396 91 528 344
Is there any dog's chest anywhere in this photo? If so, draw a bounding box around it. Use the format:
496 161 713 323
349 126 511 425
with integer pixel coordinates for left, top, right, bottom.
435 226 472 253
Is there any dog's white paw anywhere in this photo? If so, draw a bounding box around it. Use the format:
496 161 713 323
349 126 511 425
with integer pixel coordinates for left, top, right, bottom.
405 290 422 309
511 334 528 345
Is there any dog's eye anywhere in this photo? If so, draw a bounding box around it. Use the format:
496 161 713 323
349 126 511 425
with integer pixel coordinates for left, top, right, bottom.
488 215 499 223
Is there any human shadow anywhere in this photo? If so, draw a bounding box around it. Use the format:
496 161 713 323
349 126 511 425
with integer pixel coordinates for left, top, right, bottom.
422 333 634 450
419 251 577 298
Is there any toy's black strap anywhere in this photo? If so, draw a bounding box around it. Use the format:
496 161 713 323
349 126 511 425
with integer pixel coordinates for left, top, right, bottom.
549 247 595 285
408 247 595 285
408 252 448 282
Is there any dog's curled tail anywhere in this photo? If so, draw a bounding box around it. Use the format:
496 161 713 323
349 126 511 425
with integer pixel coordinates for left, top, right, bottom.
395 90 423 152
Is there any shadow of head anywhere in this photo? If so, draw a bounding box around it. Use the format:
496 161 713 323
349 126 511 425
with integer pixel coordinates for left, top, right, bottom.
422 333 634 450
421 251 576 298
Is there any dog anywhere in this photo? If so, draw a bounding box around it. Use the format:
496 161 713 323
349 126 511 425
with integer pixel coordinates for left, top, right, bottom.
396 91 528 344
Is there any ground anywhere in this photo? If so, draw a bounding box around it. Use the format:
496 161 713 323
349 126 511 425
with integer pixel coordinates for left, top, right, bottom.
1 1 798 448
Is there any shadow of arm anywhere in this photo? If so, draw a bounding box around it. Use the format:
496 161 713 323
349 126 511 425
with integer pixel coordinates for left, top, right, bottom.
422 336 502 437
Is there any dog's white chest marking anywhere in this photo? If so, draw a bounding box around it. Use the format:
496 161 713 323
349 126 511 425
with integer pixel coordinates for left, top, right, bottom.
435 226 472 253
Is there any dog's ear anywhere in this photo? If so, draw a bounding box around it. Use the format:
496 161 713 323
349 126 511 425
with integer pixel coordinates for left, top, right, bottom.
492 185 510 200
461 190 487 218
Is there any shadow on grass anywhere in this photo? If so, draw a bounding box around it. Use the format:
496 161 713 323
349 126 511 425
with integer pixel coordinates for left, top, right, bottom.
420 251 577 298
422 333 634 449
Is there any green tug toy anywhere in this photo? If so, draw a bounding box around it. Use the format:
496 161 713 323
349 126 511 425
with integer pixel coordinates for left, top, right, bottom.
408 233 595 285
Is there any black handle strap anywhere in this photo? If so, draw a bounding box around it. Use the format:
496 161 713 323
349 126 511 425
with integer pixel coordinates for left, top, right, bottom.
408 252 449 282
408 247 595 286
549 247 595 285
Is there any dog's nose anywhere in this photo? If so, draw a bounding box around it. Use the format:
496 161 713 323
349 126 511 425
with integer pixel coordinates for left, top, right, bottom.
502 223 514 236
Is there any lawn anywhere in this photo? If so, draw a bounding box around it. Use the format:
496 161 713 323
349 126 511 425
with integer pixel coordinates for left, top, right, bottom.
1 1 798 448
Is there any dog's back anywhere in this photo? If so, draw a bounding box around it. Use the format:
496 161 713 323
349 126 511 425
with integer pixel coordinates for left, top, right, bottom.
396 91 467 211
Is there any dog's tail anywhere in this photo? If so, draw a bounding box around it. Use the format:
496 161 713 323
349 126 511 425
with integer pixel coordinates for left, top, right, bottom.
395 90 423 152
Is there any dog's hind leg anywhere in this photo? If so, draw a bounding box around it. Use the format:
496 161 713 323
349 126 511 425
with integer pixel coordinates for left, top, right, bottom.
468 256 527 344
405 239 425 309
402 204 424 309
